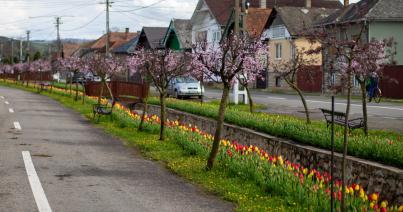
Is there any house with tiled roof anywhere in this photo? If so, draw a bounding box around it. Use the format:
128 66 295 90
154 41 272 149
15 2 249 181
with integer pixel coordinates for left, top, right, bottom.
136 27 168 50
190 0 342 46
265 6 338 91
316 0 403 98
162 19 192 51
89 28 137 54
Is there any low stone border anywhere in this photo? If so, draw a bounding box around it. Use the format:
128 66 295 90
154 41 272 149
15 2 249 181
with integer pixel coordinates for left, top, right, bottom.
142 104 403 204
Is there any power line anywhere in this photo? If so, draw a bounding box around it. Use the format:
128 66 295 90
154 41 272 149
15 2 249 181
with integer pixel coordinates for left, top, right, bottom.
61 11 103 31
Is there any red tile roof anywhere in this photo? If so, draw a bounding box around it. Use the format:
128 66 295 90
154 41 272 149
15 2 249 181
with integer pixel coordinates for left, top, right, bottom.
62 43 81 58
245 8 273 38
204 0 342 26
90 32 138 51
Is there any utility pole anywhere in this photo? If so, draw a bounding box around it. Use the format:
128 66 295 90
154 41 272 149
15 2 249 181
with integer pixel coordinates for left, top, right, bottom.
10 38 14 65
0 42 3 63
234 0 240 35
26 30 30 63
20 39 23 63
105 0 111 57
55 17 63 58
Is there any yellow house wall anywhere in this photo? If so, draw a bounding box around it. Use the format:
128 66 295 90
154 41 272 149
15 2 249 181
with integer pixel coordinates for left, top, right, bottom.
267 37 322 91
294 38 322 65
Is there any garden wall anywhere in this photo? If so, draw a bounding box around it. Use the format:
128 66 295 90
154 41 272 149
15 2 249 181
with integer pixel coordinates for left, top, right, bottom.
143 104 403 204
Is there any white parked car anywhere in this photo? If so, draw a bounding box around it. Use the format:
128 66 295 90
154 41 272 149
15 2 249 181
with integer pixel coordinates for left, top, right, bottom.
168 76 204 99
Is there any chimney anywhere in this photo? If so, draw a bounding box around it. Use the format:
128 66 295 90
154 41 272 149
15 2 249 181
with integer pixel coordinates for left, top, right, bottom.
260 0 266 8
125 28 129 39
344 0 349 7
306 0 311 8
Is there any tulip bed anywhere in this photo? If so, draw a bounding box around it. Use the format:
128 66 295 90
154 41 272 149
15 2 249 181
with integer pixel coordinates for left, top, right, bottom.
147 98 403 168
1 80 402 211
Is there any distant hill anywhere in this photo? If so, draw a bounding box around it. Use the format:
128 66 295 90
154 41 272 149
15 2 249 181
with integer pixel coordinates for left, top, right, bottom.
0 36 94 63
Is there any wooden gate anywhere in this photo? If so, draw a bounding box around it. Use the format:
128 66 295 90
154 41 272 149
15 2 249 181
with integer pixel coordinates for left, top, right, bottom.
297 66 322 93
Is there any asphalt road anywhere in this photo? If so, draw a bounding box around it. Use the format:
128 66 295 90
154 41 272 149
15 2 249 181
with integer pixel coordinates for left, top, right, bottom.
204 89 403 132
0 86 233 212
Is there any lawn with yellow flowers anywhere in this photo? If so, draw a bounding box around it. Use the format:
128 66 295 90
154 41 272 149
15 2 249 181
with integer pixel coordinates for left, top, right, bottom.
1 80 402 212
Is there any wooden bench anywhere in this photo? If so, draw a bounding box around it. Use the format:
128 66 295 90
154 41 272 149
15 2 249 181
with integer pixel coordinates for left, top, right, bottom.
39 82 51 91
115 95 143 111
92 100 116 122
320 108 364 130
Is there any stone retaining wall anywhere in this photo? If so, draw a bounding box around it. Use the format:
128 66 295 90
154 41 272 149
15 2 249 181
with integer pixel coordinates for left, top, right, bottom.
142 104 403 204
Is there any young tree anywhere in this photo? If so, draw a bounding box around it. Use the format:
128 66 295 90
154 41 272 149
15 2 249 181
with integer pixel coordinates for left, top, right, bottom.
128 49 190 140
29 60 51 91
351 39 395 135
82 54 126 104
192 34 268 169
312 26 393 210
58 57 84 101
272 42 319 124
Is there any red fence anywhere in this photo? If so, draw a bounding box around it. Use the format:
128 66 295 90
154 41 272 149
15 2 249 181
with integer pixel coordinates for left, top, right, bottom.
297 66 322 93
21 72 53 81
84 81 149 100
380 66 403 99
0 72 53 81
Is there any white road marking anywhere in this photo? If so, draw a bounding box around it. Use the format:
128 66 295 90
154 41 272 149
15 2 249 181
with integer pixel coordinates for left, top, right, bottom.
5 101 9 104
267 97 286 100
13 121 21 130
307 100 403 111
9 108 14 113
22 151 53 212
0 96 4 99
383 117 398 120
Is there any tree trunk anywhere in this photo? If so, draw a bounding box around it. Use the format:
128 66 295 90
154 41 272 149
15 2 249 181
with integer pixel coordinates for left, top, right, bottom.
98 81 104 104
82 83 86 104
75 82 79 101
341 73 352 212
207 85 230 170
159 92 167 141
139 86 150 131
360 82 368 136
285 78 311 124
65 77 68 91
69 74 72 96
245 85 254 113
105 81 114 102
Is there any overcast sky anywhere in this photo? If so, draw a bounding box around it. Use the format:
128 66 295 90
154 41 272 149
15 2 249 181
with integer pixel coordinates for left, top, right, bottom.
0 0 359 41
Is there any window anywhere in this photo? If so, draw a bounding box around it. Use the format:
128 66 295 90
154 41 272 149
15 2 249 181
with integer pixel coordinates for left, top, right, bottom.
291 45 296 59
275 77 281 87
353 75 360 87
272 26 286 38
330 73 337 86
212 31 221 42
196 31 207 42
275 43 282 59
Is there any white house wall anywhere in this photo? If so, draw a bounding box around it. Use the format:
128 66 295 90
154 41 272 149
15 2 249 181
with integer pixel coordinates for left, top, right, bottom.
191 0 223 46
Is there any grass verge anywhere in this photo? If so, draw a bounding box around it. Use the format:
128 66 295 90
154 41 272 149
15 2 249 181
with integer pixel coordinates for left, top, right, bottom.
0 81 298 211
147 97 403 168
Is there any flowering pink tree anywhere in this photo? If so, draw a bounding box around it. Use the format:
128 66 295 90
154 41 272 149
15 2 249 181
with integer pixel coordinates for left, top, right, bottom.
128 49 190 140
57 57 84 101
272 42 319 124
29 60 51 90
312 26 395 210
347 39 395 135
82 54 126 104
0 64 13 82
192 34 268 169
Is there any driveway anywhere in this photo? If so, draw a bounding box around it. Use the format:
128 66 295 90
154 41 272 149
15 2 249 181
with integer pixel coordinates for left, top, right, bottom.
0 86 233 212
